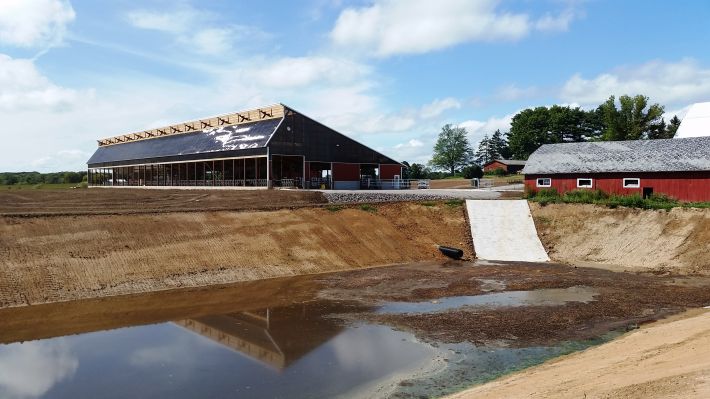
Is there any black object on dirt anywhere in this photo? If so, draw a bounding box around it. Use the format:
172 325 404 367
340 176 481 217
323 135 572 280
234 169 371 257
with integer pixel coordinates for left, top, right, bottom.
438 246 464 260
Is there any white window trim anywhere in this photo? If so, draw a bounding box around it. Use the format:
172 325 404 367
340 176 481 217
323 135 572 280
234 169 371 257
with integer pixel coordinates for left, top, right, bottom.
536 177 551 188
577 178 594 188
623 177 640 188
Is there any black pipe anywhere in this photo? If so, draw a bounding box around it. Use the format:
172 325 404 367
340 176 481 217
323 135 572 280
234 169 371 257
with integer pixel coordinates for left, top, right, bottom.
438 246 464 260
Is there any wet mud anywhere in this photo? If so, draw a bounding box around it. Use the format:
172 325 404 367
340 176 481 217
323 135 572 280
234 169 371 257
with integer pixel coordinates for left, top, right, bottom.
1 261 710 398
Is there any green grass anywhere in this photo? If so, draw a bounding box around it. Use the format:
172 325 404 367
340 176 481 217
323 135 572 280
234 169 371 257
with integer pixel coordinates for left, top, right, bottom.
421 201 437 207
3 182 84 190
445 199 464 207
525 188 708 210
325 205 344 212
358 204 377 213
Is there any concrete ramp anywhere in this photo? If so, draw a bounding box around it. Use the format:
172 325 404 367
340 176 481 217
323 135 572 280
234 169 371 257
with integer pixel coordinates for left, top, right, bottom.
466 200 549 262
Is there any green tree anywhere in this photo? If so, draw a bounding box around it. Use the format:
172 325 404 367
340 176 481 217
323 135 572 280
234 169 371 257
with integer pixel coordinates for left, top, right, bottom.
429 124 473 175
506 107 555 159
489 129 511 159
666 115 682 138
474 134 495 165
598 95 665 140
461 164 483 179
408 163 428 179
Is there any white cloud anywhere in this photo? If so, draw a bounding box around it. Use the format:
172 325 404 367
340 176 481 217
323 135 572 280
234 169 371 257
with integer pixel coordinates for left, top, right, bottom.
495 84 541 101
330 0 531 56
126 5 264 56
560 58 710 107
419 97 461 118
0 0 75 47
458 112 515 146
0 54 88 111
0 340 78 399
535 9 576 32
252 56 370 89
330 0 579 57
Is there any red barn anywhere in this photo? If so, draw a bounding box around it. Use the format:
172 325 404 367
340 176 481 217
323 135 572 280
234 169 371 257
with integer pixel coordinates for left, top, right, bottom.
522 137 710 202
483 159 526 174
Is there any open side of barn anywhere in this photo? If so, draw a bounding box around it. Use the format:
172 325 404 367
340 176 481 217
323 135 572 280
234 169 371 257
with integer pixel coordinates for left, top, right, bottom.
522 137 710 202
86 104 403 190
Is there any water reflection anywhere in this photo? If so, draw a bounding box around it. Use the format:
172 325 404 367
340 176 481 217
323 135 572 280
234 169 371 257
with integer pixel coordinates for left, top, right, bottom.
377 286 598 314
174 302 347 369
0 292 613 398
0 339 78 399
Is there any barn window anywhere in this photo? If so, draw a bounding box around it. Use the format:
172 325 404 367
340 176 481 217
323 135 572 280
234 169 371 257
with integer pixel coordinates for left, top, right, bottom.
536 178 551 187
623 178 640 188
577 178 593 188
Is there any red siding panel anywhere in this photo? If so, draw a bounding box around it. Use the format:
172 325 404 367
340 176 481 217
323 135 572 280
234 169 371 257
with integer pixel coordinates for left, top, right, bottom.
525 172 710 202
332 163 360 181
484 161 508 173
380 164 402 179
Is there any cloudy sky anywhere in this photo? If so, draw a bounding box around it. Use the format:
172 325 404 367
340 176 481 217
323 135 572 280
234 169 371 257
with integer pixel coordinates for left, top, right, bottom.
1 0 710 172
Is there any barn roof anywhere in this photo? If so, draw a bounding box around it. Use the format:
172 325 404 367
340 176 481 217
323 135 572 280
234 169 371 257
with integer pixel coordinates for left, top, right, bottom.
87 118 280 166
522 136 710 174
487 159 526 166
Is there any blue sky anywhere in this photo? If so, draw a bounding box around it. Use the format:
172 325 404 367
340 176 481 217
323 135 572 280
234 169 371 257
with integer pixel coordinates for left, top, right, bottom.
1 0 710 172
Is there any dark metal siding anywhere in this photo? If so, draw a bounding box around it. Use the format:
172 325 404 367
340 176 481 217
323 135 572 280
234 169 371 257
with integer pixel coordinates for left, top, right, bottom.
268 110 401 165
87 119 280 167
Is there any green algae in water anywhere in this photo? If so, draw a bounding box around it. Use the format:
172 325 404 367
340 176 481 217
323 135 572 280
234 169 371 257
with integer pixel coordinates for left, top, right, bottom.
390 330 624 399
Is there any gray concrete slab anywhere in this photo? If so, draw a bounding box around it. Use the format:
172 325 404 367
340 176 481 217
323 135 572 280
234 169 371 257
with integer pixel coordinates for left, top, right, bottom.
466 199 549 262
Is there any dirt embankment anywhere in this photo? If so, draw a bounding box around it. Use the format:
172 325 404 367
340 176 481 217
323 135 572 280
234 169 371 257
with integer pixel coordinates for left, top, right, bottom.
530 203 710 275
447 309 710 399
0 202 471 307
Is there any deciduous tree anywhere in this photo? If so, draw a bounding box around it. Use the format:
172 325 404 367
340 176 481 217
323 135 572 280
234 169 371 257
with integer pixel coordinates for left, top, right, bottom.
429 124 473 175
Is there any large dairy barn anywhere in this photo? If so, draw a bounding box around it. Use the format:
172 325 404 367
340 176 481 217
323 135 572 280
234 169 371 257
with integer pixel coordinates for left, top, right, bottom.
522 136 710 202
87 104 403 189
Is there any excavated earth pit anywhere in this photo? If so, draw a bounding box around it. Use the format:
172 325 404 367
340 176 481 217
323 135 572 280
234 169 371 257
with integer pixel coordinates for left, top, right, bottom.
1 261 709 399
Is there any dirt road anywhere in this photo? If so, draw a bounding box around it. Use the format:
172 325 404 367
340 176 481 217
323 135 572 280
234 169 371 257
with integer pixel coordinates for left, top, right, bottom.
447 308 710 399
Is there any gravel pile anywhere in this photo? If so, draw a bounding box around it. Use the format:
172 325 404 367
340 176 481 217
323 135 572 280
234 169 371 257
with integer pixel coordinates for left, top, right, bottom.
323 191 460 203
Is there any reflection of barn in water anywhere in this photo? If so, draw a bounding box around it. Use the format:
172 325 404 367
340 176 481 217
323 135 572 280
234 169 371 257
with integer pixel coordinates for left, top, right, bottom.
174 303 351 369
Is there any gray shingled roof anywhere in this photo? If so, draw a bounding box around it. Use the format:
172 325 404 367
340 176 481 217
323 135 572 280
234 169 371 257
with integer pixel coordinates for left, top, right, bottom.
493 159 527 166
522 136 710 174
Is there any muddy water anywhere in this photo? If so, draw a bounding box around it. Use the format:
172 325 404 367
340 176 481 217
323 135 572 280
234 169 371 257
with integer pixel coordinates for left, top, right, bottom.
0 293 610 399
2 261 707 399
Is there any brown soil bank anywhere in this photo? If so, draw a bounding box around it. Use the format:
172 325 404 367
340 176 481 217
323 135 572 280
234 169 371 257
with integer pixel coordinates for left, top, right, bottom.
530 203 710 275
447 309 710 399
0 202 471 307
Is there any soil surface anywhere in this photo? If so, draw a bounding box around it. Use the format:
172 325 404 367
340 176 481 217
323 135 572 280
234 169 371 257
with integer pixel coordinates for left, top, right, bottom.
318 262 710 346
0 188 326 216
531 203 710 275
2 262 709 398
0 202 472 307
447 309 710 399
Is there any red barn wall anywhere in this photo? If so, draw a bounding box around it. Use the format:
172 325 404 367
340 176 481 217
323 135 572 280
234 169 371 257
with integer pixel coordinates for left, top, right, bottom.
525 172 710 202
380 164 402 179
484 161 508 173
332 162 360 181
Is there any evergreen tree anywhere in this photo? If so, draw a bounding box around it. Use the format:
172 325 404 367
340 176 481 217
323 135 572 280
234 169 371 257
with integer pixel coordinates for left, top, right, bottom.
488 129 510 159
474 135 496 165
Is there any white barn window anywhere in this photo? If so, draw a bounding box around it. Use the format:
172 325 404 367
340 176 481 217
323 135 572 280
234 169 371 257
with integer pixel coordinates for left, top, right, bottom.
536 177 551 187
577 178 593 188
623 178 640 188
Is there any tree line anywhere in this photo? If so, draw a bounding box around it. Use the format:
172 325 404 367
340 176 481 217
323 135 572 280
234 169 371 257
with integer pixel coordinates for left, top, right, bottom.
0 171 87 185
402 94 681 178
